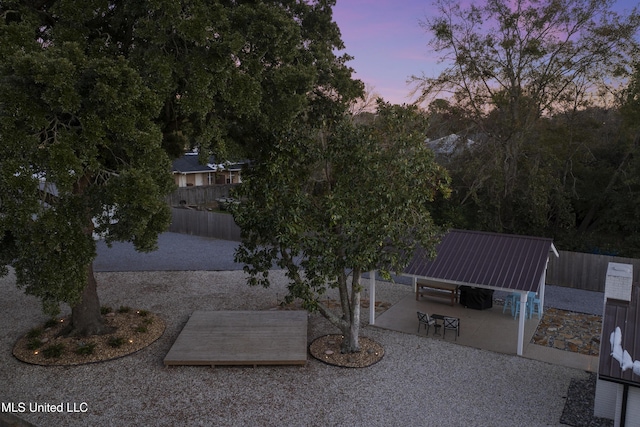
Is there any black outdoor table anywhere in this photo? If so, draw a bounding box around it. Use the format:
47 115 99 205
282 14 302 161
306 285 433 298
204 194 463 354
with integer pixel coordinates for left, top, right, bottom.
431 314 445 336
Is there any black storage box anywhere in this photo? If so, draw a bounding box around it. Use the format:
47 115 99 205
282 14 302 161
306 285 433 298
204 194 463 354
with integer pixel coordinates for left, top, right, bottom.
459 286 494 310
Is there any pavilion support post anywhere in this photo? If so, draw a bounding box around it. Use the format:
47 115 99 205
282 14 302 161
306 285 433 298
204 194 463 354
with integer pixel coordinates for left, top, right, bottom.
517 292 528 356
369 271 376 325
539 267 547 315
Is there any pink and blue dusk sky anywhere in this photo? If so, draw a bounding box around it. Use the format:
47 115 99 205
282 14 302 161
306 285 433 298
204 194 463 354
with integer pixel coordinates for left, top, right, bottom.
332 0 639 105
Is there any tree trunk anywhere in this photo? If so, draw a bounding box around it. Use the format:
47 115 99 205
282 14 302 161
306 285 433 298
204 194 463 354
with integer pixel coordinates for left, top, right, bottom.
69 263 109 337
300 263 363 354
340 271 361 353
341 302 361 353
66 173 109 337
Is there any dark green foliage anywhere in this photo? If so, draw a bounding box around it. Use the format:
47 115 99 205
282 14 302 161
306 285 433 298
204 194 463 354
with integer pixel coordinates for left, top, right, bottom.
26 328 43 339
415 0 640 254
233 102 450 352
100 306 112 315
44 319 59 329
0 0 360 334
42 343 65 359
117 306 131 314
74 342 96 356
107 337 126 348
136 310 149 317
135 325 148 333
27 339 43 351
0 2 174 326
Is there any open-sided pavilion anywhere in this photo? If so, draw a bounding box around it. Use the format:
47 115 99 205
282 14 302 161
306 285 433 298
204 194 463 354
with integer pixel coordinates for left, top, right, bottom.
368 229 559 356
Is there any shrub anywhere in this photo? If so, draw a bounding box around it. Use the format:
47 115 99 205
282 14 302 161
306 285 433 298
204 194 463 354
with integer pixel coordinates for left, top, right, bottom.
100 306 113 315
137 309 149 317
42 343 65 359
27 338 43 351
135 325 148 333
75 342 96 356
44 319 58 329
108 336 126 348
26 328 43 339
117 306 131 314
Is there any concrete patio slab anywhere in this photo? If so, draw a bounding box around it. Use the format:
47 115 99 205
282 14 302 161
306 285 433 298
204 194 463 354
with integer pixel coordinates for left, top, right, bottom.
372 294 599 372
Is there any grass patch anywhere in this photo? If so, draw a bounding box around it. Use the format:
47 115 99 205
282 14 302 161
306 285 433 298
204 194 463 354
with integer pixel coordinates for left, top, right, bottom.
26 328 43 339
27 338 43 351
44 319 58 329
108 336 126 348
74 342 96 356
42 343 65 359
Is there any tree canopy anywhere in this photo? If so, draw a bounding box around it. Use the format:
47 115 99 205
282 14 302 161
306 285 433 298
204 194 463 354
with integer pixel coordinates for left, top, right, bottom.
232 102 451 352
414 0 640 250
0 0 360 335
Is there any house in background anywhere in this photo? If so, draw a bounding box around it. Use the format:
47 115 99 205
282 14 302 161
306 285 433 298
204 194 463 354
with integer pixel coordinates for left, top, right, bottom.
172 152 245 187
425 133 476 158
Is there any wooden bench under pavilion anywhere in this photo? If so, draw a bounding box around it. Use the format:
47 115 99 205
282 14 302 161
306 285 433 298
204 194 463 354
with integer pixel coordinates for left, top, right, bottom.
415 279 459 306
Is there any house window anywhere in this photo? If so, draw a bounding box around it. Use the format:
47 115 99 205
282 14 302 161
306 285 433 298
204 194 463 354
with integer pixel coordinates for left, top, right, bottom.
207 173 215 185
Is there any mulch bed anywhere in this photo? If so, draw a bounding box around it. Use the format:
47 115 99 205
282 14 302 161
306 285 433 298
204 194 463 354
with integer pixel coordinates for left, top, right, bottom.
309 334 384 368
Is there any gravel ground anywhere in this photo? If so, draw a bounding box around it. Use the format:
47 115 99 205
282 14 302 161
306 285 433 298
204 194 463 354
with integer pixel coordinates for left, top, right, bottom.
95 232 608 317
1 233 611 426
560 373 612 427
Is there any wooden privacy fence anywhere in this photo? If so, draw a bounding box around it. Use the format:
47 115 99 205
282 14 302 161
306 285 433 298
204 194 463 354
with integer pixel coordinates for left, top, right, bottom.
546 250 640 292
165 184 237 206
166 209 640 293
168 208 241 241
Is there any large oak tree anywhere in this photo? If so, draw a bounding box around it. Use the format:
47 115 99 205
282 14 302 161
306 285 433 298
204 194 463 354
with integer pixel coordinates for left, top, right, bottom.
0 0 359 336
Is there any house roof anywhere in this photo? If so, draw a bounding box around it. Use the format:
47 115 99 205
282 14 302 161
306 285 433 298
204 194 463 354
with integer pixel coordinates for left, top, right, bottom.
172 153 246 174
172 154 215 173
426 134 474 156
404 229 558 293
599 282 640 387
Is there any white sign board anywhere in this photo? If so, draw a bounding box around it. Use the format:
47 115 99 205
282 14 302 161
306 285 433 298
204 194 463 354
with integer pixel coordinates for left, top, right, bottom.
605 262 633 302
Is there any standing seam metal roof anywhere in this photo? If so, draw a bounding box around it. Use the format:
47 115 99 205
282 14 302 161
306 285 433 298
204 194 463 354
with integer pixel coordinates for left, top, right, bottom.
599 284 640 387
404 229 556 293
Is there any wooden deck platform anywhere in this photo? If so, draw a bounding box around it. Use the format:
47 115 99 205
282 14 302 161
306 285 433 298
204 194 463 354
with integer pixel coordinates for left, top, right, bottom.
163 310 308 367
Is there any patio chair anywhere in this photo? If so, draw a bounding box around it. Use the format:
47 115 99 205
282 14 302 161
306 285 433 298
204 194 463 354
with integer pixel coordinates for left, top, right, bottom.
442 316 460 340
417 311 436 335
502 293 517 315
514 292 537 319
528 294 542 319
